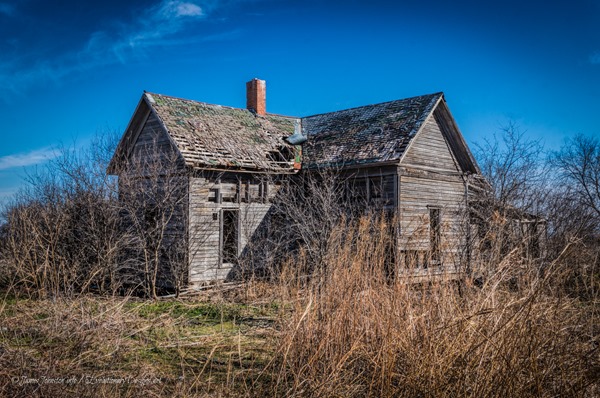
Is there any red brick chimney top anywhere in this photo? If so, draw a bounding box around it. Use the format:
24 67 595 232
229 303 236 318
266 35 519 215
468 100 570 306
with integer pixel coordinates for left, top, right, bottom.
246 78 266 116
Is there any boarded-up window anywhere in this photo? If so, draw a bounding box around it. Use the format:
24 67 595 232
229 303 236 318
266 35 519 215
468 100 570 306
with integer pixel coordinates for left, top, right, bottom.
221 210 239 264
430 208 441 264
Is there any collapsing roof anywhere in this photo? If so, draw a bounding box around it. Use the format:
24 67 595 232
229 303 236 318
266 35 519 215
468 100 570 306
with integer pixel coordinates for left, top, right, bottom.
108 80 479 175
108 91 301 174
146 93 300 172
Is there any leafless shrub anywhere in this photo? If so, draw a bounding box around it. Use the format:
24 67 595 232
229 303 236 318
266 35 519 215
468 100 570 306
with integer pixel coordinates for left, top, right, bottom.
0 133 123 297
270 168 351 272
116 143 189 298
0 131 193 298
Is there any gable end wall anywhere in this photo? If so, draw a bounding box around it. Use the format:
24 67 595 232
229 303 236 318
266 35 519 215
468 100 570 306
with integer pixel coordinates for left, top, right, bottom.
119 112 190 289
398 114 466 271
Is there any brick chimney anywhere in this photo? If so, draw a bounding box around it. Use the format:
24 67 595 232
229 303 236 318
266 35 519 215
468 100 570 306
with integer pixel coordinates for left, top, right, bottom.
246 78 266 116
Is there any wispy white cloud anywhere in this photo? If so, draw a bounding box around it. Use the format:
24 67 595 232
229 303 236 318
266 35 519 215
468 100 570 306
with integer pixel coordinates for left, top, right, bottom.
590 51 600 65
169 1 204 17
0 147 60 171
111 0 205 55
0 0 212 95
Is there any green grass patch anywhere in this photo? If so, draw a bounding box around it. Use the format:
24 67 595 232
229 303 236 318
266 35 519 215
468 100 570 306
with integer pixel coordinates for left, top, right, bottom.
127 300 279 325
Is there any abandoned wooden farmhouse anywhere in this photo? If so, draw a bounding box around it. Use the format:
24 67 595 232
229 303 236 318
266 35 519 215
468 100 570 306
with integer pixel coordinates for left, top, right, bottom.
108 79 491 286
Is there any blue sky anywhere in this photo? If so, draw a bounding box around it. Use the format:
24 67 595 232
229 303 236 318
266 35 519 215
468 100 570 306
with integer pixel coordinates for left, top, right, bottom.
1 0 599 203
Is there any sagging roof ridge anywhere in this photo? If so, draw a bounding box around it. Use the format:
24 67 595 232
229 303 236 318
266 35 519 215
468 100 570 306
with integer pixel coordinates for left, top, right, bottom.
301 91 444 120
143 90 445 122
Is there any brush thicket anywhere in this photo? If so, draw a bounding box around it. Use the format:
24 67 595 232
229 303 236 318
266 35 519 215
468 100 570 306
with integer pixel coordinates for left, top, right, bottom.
269 215 599 398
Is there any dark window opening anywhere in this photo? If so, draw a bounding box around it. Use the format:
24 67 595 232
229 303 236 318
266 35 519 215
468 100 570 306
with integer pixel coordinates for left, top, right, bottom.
430 208 441 264
221 210 239 264
526 222 541 259
345 175 395 208
347 177 368 204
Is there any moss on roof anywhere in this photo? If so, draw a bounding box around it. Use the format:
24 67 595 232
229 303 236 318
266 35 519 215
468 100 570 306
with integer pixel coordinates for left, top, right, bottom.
140 91 443 172
146 93 298 172
301 93 443 168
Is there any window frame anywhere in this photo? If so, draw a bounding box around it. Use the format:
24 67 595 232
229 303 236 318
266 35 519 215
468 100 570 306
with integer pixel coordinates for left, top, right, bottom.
219 208 240 267
428 206 442 265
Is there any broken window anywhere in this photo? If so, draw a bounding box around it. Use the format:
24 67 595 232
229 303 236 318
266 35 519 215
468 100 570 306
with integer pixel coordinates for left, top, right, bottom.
221 209 239 264
347 177 368 204
242 179 268 203
369 177 383 203
346 175 395 208
429 207 441 264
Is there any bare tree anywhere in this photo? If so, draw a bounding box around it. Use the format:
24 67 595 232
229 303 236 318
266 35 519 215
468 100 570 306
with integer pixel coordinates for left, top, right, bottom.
552 134 600 222
465 123 551 276
475 122 548 212
269 168 353 273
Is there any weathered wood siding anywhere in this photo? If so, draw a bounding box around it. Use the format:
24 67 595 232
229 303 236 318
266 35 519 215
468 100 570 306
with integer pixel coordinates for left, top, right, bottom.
187 173 281 282
118 114 190 288
398 113 466 271
129 113 185 174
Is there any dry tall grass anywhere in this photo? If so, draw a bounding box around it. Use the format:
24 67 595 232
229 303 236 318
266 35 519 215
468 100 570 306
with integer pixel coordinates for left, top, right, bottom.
268 216 599 397
1 214 598 397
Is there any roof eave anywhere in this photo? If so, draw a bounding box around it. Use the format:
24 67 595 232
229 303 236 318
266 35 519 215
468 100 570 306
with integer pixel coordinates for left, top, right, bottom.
435 98 481 174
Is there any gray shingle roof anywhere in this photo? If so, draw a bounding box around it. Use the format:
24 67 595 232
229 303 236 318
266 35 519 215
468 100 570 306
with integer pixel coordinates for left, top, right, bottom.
301 92 443 168
111 91 446 175
146 93 300 172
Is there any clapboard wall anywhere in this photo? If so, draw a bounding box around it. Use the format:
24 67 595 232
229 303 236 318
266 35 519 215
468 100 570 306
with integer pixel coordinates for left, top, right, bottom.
187 172 281 283
397 110 467 271
118 112 190 288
